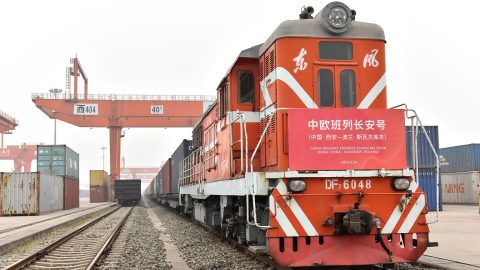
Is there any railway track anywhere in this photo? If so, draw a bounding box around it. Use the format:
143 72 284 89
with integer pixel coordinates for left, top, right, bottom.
4 206 132 270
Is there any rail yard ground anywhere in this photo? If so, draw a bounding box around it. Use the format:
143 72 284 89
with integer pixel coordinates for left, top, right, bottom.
0 197 478 269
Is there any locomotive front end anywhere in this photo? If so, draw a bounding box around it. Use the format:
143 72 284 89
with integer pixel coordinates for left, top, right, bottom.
259 2 433 266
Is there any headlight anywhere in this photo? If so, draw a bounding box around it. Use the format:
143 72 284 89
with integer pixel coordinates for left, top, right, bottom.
328 7 348 28
321 2 354 34
392 178 410 191
288 180 307 193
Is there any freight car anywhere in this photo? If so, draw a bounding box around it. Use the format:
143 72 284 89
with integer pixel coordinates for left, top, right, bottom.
153 140 193 208
151 2 440 267
114 179 141 206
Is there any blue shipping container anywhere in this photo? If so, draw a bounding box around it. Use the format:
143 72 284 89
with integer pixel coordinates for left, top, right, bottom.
405 126 442 211
405 126 439 169
417 168 442 211
440 144 480 173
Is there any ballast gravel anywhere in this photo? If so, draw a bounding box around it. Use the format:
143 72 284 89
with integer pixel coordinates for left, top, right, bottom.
101 205 170 269
151 203 269 270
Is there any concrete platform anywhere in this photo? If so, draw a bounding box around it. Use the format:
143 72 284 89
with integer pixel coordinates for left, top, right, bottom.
0 200 116 254
420 204 480 269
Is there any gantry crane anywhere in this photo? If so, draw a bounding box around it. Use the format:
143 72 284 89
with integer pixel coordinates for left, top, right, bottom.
32 57 214 192
120 156 160 185
0 144 37 172
0 111 34 173
0 110 18 148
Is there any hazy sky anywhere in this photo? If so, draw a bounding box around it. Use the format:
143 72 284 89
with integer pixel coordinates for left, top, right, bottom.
0 1 478 189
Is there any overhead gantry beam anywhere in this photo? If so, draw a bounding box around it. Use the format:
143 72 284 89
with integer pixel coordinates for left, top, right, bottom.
32 96 210 127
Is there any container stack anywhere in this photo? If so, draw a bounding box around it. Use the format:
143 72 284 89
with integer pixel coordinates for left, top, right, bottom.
90 170 110 202
37 145 80 210
440 144 480 205
0 173 64 216
405 126 442 211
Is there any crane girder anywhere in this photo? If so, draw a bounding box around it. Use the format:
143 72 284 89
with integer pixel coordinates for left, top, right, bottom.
33 98 209 127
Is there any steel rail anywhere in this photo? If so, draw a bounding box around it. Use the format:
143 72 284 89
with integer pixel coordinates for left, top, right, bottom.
4 205 121 270
0 203 113 235
86 206 133 270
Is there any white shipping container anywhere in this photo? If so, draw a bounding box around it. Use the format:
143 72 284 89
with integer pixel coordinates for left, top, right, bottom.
441 171 480 204
1 172 64 215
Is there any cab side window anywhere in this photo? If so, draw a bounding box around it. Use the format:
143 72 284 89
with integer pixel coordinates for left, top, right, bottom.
237 71 254 104
218 82 228 118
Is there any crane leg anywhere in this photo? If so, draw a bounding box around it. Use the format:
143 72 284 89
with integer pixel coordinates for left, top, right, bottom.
24 159 32 172
109 126 122 200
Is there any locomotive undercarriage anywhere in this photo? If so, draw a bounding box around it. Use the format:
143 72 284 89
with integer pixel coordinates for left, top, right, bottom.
181 194 270 246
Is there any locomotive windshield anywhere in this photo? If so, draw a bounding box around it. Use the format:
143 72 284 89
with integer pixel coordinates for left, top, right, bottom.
317 69 334 107
340 69 356 107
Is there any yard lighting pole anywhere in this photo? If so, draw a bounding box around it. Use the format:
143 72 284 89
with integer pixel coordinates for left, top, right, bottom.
49 88 63 145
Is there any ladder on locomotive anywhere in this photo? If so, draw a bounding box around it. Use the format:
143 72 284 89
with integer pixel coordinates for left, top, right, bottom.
229 112 250 177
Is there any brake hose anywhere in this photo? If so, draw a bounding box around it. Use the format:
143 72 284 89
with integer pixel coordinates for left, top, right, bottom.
373 218 393 262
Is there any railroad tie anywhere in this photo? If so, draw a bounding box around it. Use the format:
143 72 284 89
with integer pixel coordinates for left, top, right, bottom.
146 208 191 270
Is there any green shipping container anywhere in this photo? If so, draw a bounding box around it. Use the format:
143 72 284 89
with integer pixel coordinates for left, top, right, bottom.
37 145 79 180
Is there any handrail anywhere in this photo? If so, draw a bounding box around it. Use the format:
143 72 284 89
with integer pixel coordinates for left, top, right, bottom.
246 107 290 229
407 108 440 224
392 104 440 224
31 92 216 102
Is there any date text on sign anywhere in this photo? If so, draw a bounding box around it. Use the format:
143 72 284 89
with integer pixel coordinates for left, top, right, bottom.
325 179 372 190
151 105 164 115
74 104 98 115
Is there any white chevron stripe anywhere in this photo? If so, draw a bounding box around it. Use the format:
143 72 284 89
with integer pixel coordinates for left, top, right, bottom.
357 73 387 109
260 78 273 109
382 180 419 234
277 181 318 236
260 67 318 114
398 194 426 233
269 193 299 237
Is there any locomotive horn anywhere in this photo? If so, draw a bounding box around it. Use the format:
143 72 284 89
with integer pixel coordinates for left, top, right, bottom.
299 6 314 19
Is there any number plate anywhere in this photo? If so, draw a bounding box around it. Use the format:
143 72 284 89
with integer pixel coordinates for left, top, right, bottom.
74 104 98 115
151 105 164 114
325 179 372 190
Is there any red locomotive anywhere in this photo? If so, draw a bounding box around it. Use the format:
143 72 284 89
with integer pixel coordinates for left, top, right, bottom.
146 1 438 267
